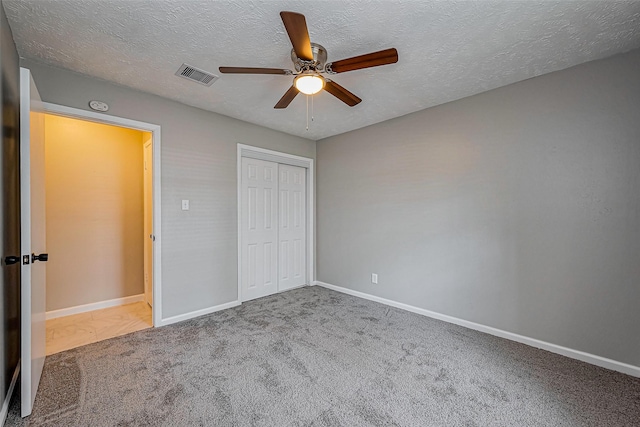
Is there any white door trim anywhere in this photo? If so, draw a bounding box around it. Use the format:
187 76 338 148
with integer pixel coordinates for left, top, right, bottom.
41 102 163 327
237 144 314 302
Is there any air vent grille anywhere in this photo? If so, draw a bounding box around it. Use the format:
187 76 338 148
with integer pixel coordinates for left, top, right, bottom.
175 63 218 86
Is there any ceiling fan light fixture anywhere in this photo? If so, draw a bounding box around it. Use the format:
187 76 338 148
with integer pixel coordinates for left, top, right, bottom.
294 73 325 95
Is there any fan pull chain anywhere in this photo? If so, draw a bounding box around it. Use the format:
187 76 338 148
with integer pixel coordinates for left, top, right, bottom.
311 94 314 122
306 95 309 131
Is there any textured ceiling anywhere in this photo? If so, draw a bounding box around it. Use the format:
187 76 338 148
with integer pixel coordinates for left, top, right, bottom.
5 1 640 140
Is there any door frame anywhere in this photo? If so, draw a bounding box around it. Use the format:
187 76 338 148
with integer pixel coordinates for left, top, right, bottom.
237 144 314 302
41 102 163 327
143 139 153 307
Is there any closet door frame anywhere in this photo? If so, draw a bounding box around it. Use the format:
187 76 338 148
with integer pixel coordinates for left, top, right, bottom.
237 144 314 302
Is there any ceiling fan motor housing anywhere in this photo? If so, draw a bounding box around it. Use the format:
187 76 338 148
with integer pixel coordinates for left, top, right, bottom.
292 42 328 72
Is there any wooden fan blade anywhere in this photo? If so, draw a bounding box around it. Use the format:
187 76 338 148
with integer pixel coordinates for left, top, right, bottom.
328 48 398 74
324 80 362 107
280 11 313 61
219 67 291 75
274 86 299 109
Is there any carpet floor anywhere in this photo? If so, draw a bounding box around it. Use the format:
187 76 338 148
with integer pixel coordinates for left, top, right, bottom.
6 286 640 426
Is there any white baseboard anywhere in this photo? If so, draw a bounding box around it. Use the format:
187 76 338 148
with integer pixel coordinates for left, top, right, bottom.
157 300 240 327
315 281 640 378
46 294 145 320
0 361 20 426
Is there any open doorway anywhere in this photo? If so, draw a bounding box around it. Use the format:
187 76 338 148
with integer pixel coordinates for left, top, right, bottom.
43 114 155 354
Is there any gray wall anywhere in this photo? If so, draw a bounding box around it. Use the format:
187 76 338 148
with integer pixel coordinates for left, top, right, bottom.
0 1 20 410
22 59 315 319
317 49 640 367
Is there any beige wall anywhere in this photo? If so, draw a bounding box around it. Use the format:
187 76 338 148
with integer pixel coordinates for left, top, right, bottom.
45 114 146 311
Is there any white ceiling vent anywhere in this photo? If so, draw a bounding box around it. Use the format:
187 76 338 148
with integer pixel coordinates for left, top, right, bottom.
175 63 219 86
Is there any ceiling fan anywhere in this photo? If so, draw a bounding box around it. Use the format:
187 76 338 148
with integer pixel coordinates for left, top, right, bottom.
219 11 398 109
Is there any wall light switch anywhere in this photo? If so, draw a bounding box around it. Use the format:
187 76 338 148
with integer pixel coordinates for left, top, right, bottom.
371 273 378 284
182 200 190 210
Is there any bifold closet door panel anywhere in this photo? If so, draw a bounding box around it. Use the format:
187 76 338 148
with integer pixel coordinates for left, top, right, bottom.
278 164 307 291
241 158 279 301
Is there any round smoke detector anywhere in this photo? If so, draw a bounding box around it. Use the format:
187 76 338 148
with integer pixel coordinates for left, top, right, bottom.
89 100 109 112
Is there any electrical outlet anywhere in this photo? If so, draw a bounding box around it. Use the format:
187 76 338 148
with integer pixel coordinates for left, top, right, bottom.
371 273 378 284
182 199 190 210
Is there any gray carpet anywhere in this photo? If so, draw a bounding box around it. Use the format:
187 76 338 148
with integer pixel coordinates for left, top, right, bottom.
6 286 640 426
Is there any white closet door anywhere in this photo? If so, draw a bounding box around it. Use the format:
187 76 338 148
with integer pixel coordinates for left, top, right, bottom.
278 164 307 291
241 158 278 301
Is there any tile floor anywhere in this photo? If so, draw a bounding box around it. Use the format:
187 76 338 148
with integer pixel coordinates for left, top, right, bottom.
46 302 152 355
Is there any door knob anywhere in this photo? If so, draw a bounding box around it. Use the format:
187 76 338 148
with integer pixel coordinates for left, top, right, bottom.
4 255 20 265
32 253 48 263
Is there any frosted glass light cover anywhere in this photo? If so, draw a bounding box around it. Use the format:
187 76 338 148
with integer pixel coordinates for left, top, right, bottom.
294 75 325 95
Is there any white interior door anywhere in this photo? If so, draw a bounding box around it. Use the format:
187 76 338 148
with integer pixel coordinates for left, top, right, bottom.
241 158 278 301
278 164 307 291
20 68 47 417
143 139 153 307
